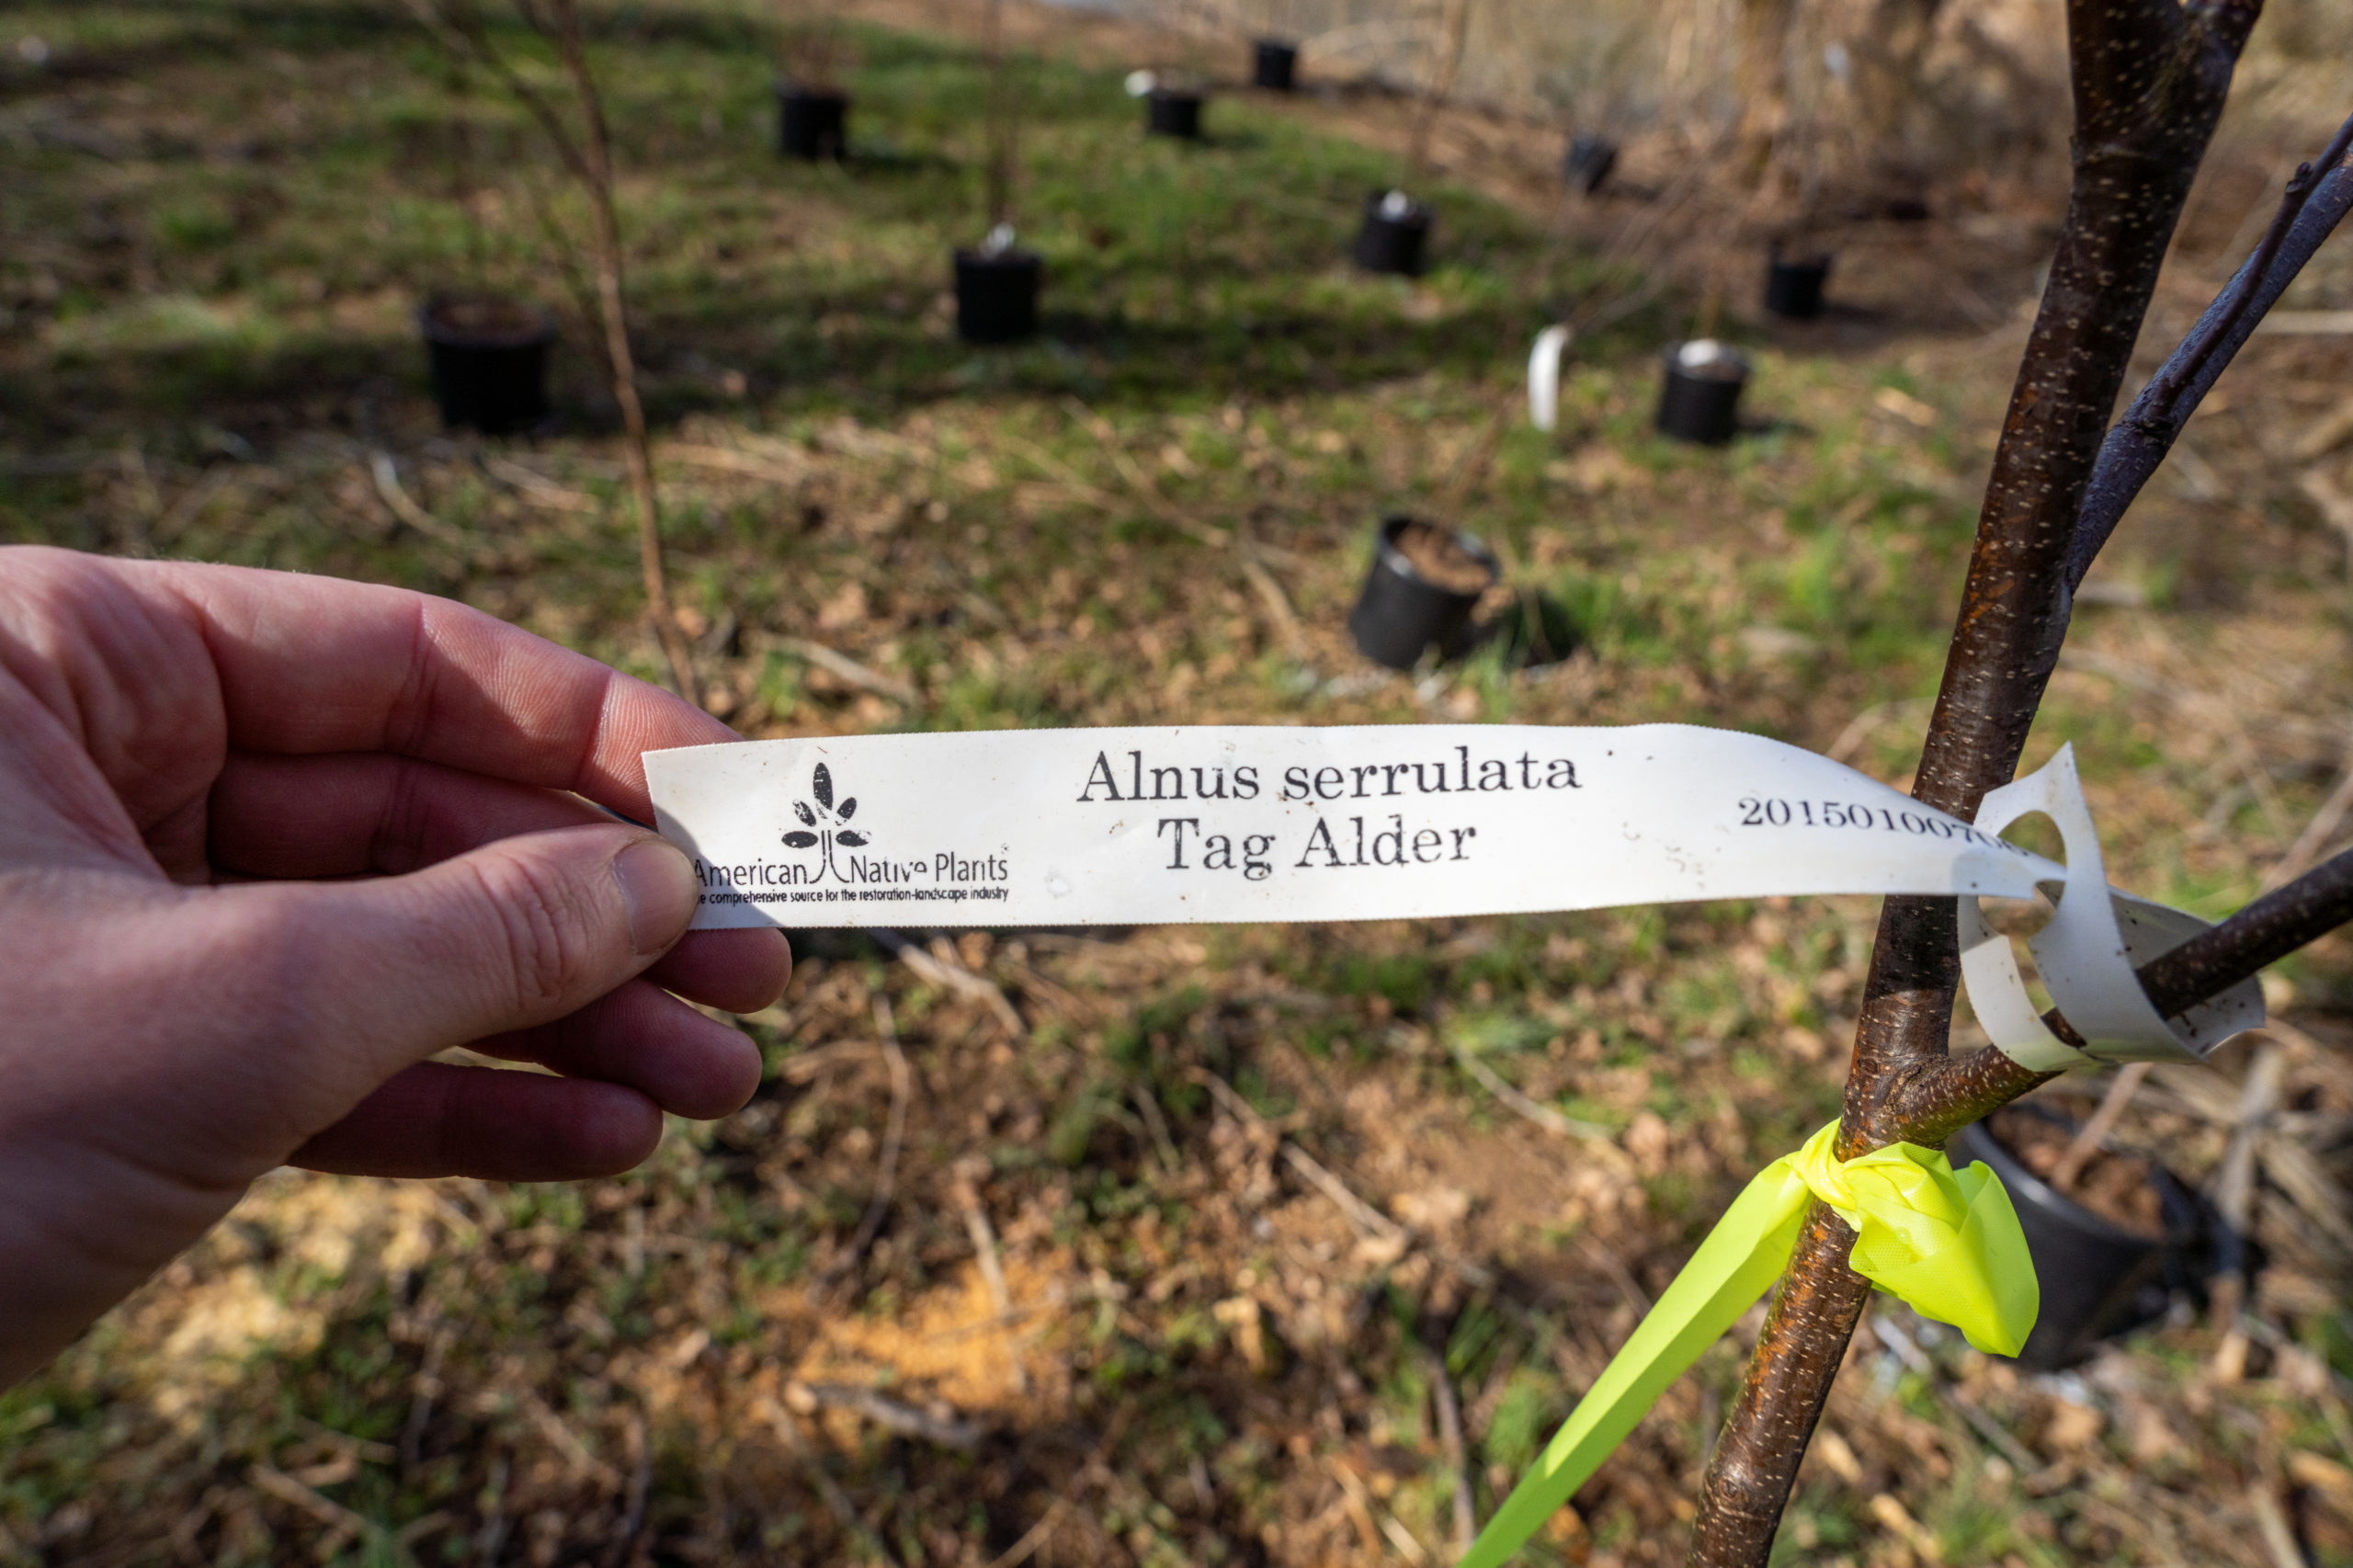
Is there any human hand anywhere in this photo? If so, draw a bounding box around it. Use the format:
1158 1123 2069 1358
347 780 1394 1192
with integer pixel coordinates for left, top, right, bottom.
0 547 789 1385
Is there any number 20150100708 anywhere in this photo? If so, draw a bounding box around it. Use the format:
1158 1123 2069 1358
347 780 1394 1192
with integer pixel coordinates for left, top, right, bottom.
1735 797 2000 847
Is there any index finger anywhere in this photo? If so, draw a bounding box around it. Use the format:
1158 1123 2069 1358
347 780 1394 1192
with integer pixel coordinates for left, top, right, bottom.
152 560 731 821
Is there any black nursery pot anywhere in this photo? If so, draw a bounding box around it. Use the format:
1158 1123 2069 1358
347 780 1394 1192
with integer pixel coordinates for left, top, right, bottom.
1253 38 1299 90
1146 87 1203 139
954 247 1042 345
1347 517 1499 671
776 83 848 161
1949 1118 2201 1372
1564 131 1618 194
1353 191 1431 277
1764 251 1832 320
420 296 553 436
1655 338 1749 445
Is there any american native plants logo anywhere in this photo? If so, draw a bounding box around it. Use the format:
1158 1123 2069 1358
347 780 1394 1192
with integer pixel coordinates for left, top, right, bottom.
781 763 867 881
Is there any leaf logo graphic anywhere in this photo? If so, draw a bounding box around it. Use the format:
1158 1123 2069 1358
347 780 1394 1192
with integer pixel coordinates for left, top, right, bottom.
782 764 869 877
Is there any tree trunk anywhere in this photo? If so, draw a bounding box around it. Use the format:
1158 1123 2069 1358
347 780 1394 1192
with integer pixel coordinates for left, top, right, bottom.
1683 2 2263 1562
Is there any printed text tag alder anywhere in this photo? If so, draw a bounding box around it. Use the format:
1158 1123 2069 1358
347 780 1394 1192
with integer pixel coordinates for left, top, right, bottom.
643 724 2060 929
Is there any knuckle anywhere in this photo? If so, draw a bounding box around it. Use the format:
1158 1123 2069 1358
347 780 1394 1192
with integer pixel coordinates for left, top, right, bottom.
467 850 601 1016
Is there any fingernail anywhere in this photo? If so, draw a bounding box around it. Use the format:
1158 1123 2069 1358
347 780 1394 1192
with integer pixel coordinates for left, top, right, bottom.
613 838 699 956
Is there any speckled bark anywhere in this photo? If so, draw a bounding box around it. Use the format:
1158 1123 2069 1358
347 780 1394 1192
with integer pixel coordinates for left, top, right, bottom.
1682 3 2263 1563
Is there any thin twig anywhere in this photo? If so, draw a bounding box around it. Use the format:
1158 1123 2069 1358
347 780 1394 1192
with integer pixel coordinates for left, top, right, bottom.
409 0 697 700
1131 1082 1182 1174
601 1410 650 1568
1403 0 1472 176
2050 1062 2150 1193
981 1500 1068 1568
824 996 911 1290
952 1160 1027 1394
982 1404 1133 1568
2265 747 2353 891
2135 846 2353 1018
1869 1314 2040 1474
791 1382 983 1450
541 0 696 701
871 929 1022 1035
1445 1034 1621 1149
2295 468 2353 625
2209 1042 2285 1381
1426 1346 1477 1555
368 451 479 553
2252 1487 2310 1568
757 1396 899 1567
1327 1458 1390 1559
779 637 921 707
1279 1142 1407 1244
2072 109 2353 585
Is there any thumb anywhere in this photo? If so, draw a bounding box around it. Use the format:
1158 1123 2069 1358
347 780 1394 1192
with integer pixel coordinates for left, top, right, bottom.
291 824 702 1074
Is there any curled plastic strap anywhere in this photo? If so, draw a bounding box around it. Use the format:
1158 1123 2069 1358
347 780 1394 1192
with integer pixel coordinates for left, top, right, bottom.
1959 744 2263 1066
1528 323 1573 432
1456 1123 2034 1568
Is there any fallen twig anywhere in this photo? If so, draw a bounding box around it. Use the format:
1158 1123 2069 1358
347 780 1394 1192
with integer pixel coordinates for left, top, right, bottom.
368 451 479 552
1196 1070 1498 1286
519 1388 622 1488
1426 1346 1477 1555
1327 1457 1390 1559
2210 1042 2286 1381
2265 747 2353 892
789 1381 983 1450
602 1411 651 1568
1009 421 1304 569
779 636 920 707
2051 1062 2151 1193
1281 1141 1407 1244
1236 535 1312 664
2251 1485 2309 1568
871 929 1023 1036
774 1040 879 1084
823 997 911 1290
952 1159 1026 1393
757 1396 899 1566
2294 394 2353 462
153 463 243 546
1445 1034 1621 1151
1131 1081 1182 1174
249 1464 369 1536
981 1500 1068 1568
481 453 601 514
662 440 808 486
1869 1315 2040 1474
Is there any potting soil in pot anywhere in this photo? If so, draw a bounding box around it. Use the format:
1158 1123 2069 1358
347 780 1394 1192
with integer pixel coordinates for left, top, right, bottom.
1985 1105 2165 1237
1392 518 1493 594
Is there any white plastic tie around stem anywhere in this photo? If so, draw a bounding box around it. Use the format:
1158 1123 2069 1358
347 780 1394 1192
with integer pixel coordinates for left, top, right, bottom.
1958 744 2264 1067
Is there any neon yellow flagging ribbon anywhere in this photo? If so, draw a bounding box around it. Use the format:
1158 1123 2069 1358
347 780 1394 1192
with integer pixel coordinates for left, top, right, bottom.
1459 1122 2036 1568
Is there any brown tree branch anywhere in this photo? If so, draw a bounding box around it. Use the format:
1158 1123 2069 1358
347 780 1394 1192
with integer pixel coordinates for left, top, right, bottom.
2072 110 2353 581
1686 4 2263 1562
411 0 698 702
1888 844 2353 1140
542 0 699 702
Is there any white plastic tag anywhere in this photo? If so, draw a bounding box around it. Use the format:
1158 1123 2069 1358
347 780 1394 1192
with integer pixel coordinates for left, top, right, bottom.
1529 324 1573 433
646 723 2059 929
1958 744 2263 1065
